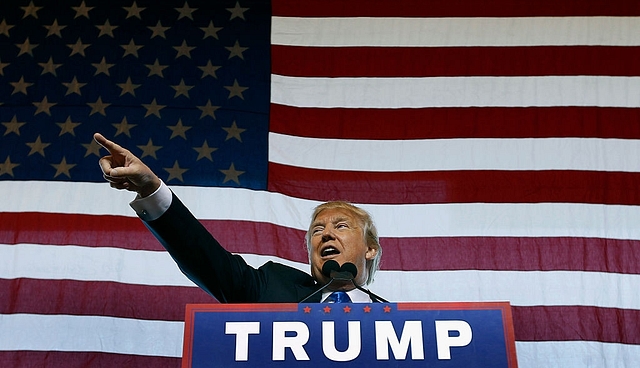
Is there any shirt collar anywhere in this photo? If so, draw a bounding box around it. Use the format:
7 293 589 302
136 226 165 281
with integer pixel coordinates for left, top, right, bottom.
321 288 372 303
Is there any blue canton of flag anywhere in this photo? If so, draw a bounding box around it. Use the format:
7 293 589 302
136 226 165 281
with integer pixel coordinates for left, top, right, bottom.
0 0 270 189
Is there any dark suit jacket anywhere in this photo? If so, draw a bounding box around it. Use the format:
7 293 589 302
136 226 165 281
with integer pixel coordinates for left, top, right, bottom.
145 192 322 303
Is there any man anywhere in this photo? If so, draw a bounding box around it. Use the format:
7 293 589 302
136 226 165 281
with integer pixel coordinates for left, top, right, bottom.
94 133 384 303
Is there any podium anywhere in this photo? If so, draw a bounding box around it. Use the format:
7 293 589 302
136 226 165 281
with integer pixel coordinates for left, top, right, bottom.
182 302 518 367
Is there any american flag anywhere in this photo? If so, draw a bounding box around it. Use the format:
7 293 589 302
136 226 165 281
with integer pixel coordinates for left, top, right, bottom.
1 0 639 367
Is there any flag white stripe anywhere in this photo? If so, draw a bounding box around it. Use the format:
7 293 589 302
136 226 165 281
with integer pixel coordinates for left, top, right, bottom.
2 244 639 310
271 75 640 108
272 16 640 47
0 243 196 287
369 269 640 309
2 181 137 217
515 341 640 368
2 313 639 366
269 134 640 172
0 314 183 357
4 182 640 240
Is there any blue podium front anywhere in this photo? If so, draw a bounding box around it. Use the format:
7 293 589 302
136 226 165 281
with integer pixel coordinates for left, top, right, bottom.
182 302 518 368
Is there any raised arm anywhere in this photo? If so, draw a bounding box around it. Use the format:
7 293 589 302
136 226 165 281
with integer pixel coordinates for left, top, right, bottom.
93 133 282 302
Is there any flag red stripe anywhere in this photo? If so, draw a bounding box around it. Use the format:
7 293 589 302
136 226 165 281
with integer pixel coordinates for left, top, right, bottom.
0 279 212 321
273 0 640 17
3 213 640 275
270 104 640 139
512 306 640 344
0 212 311 258
0 212 160 250
268 164 640 205
380 237 640 274
2 279 639 345
0 351 180 368
273 46 640 77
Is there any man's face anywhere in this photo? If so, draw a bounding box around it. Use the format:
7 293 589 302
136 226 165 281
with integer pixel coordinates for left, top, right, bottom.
309 208 377 288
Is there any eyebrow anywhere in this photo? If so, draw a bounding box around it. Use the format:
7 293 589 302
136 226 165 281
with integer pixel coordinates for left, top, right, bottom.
311 216 352 228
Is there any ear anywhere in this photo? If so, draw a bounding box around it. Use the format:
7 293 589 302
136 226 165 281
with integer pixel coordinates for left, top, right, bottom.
365 246 377 261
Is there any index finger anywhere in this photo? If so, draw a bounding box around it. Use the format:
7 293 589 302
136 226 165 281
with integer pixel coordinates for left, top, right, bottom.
94 133 125 155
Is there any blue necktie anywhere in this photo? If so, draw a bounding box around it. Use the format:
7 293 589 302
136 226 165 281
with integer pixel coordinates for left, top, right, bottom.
325 291 352 303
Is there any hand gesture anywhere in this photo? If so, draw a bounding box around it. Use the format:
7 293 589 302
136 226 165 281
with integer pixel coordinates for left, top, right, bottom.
94 133 161 197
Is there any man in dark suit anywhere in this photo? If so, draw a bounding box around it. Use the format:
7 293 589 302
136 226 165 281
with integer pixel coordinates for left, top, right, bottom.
94 133 383 303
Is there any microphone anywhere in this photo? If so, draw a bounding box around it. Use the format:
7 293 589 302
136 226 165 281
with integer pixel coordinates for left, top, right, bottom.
300 260 349 303
300 260 388 303
340 262 357 279
322 260 357 281
322 260 340 277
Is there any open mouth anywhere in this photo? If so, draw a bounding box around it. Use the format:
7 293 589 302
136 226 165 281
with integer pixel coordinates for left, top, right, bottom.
321 246 340 258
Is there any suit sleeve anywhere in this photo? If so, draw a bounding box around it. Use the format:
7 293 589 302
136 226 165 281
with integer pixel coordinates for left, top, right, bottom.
144 192 267 303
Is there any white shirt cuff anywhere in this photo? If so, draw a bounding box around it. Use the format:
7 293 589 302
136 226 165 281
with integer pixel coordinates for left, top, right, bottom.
129 181 172 221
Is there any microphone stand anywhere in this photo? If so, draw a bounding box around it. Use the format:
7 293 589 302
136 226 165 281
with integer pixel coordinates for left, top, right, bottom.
298 275 351 303
353 284 389 303
299 274 389 303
